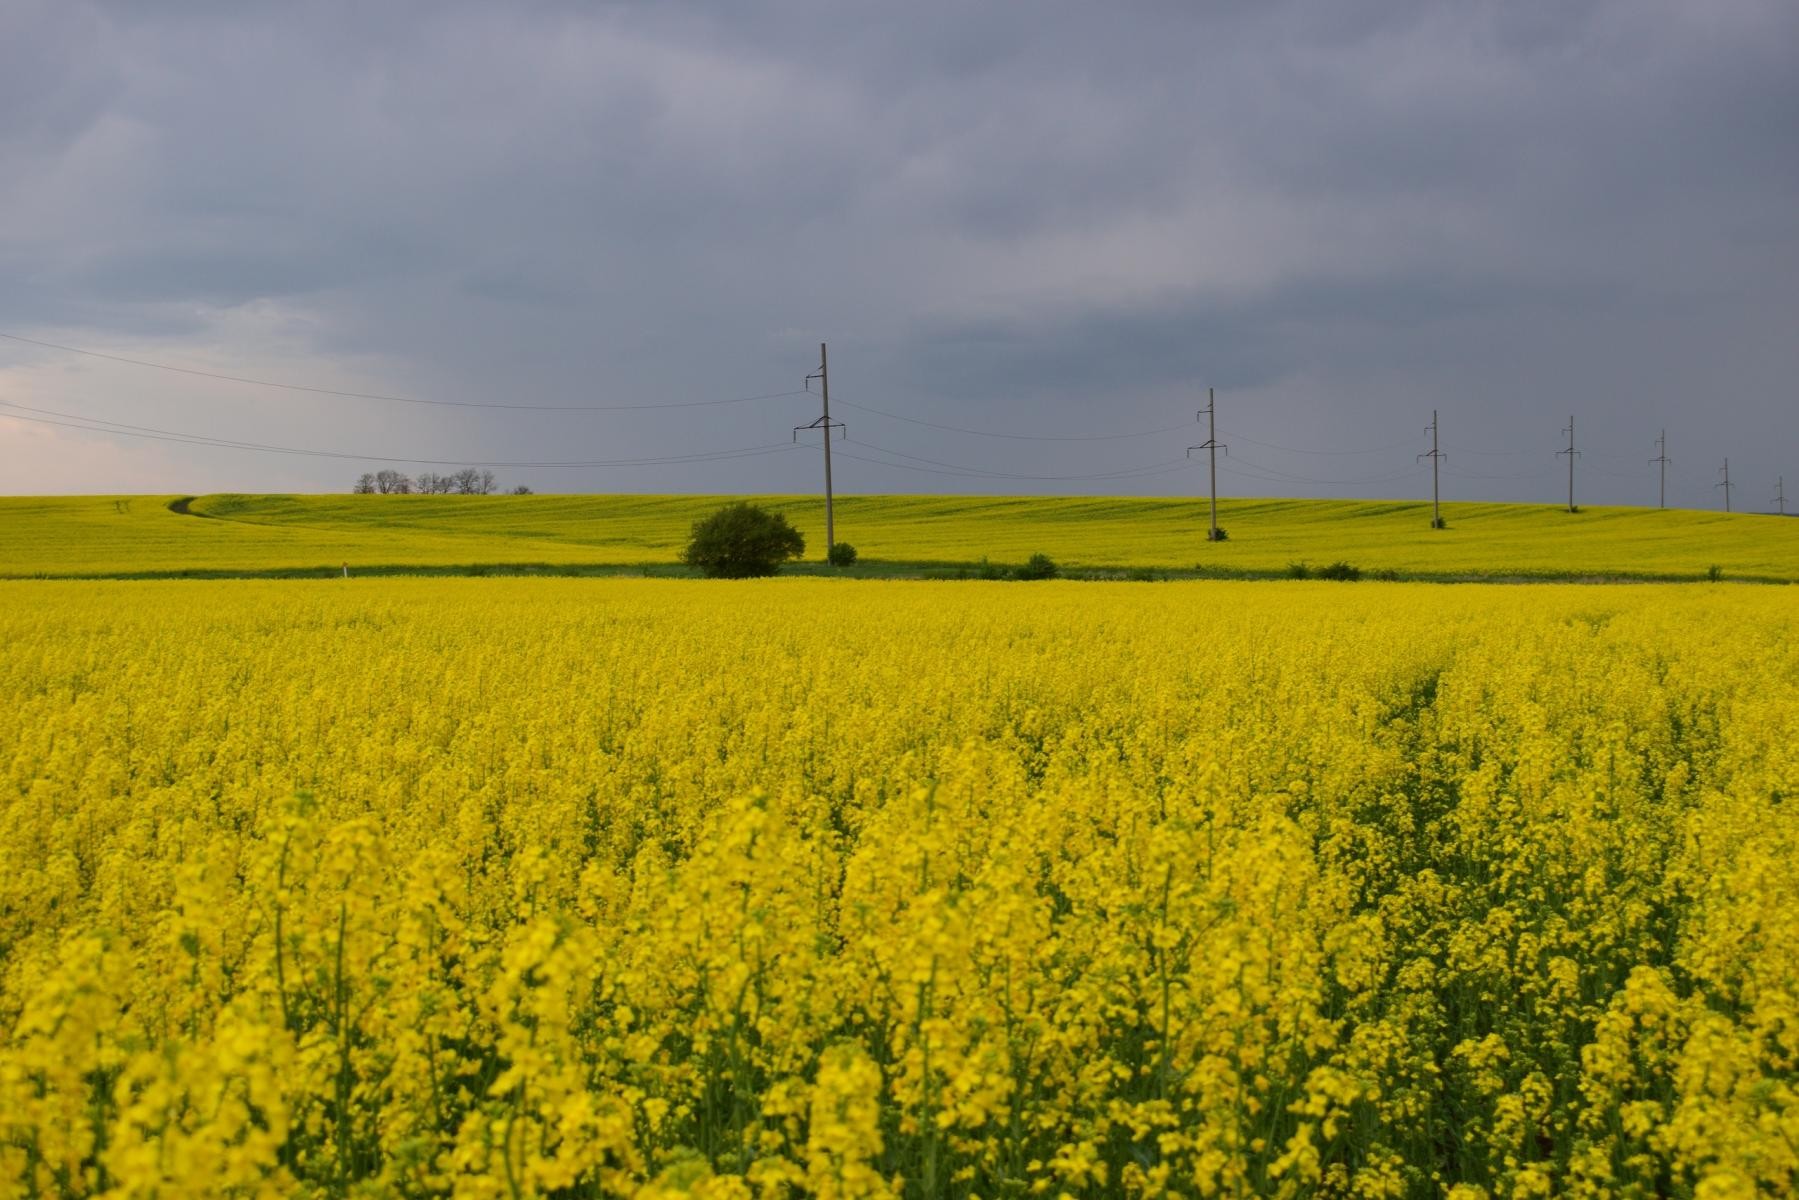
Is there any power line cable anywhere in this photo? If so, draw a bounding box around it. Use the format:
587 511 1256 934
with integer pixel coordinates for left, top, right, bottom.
1218 463 1425 489
1440 443 1546 458
841 437 1194 482
832 451 1193 484
844 437 1192 481
0 399 806 469
833 396 1190 441
1214 428 1415 456
0 331 807 413
1219 452 1425 488
1586 462 1654 480
1441 462 1554 481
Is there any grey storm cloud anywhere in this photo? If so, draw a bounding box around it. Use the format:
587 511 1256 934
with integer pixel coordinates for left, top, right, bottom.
0 0 1794 505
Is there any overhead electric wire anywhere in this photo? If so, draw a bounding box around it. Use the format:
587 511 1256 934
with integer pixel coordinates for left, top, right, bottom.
0 331 807 413
0 399 806 469
1219 451 1425 488
1586 462 1654 480
1441 462 1555 481
833 396 1190 442
1443 443 1652 465
832 449 1193 484
836 438 1192 482
1214 428 1416 456
1440 443 1548 458
1218 465 1425 490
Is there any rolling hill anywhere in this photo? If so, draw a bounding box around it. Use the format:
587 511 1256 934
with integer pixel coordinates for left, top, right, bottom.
0 492 1794 580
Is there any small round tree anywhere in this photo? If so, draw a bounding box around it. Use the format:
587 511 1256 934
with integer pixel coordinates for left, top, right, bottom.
682 502 806 578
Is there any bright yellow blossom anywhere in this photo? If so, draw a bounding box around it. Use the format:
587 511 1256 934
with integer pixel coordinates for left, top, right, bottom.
0 578 1793 1197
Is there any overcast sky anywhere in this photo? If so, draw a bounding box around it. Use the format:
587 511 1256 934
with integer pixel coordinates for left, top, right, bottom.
2 0 1794 507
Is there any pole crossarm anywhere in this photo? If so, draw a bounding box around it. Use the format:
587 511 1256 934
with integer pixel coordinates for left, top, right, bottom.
791 414 845 441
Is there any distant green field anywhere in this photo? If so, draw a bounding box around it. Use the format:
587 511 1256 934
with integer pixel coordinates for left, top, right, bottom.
1 493 1795 580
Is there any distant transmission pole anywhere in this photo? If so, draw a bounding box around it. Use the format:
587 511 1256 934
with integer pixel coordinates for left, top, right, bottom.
794 342 845 558
1557 415 1580 513
1649 430 1671 509
1716 459 1733 512
1186 387 1227 541
1775 475 1787 516
1418 409 1447 528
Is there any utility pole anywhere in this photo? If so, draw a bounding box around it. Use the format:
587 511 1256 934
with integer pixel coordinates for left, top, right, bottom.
1557 415 1580 513
795 342 844 558
1716 459 1733 512
1418 410 1447 528
1649 430 1671 509
1775 475 1787 516
1186 387 1227 541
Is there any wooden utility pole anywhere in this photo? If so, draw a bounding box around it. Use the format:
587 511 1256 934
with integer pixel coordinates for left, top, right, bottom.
1186 387 1227 541
1557 415 1579 512
1650 430 1671 509
1418 410 1447 528
795 342 845 558
1716 459 1733 512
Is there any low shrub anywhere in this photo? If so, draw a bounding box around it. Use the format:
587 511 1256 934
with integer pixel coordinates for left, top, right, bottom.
1015 553 1059 581
1286 561 1311 580
1316 561 1362 581
828 542 858 567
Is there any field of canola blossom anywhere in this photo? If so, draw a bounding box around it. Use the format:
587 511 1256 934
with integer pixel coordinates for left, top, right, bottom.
1 578 1795 1198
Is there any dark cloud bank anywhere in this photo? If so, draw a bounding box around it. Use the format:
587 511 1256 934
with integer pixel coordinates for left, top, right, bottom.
1 0 1795 505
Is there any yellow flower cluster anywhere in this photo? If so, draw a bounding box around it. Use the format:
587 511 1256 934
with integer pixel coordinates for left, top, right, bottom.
0 579 1793 1198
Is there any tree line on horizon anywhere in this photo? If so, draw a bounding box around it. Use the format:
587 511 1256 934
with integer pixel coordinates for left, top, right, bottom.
353 469 531 495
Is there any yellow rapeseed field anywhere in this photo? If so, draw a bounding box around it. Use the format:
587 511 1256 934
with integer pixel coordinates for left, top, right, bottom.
0 578 1793 1198
6 494 1799 581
